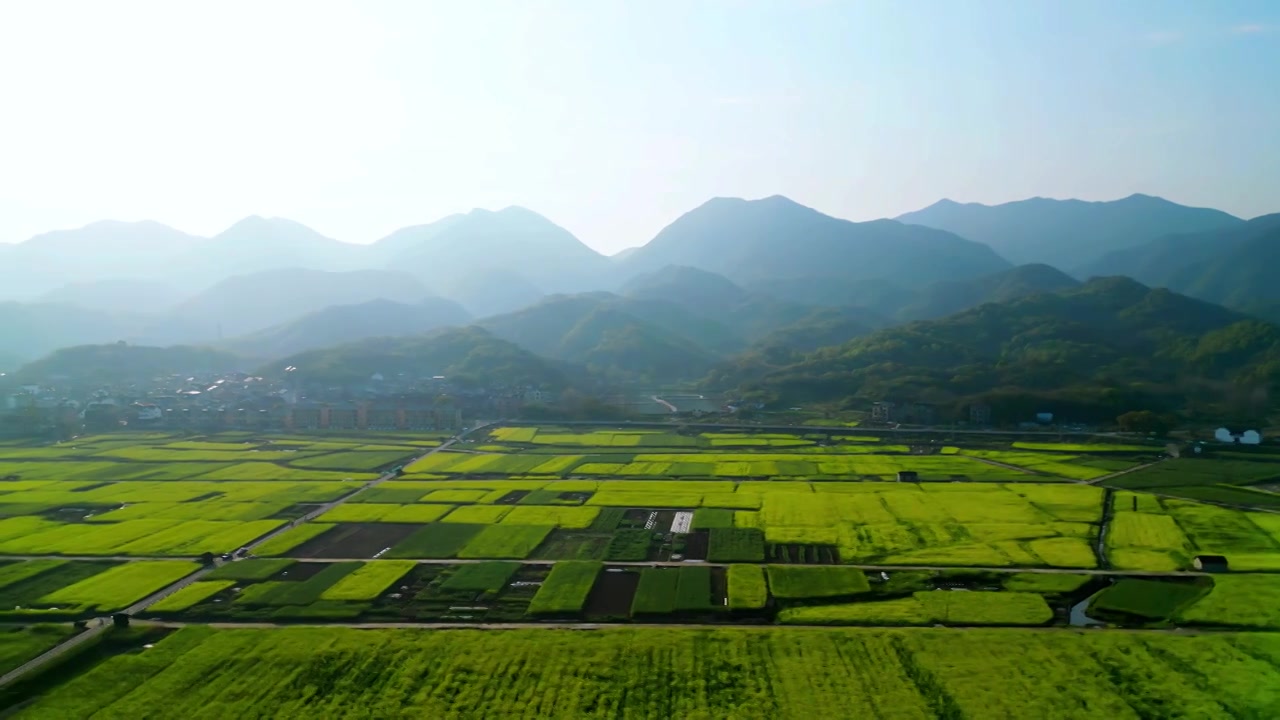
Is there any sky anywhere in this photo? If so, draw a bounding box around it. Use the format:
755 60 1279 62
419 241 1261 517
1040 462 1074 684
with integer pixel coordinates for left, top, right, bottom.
1 0 1277 254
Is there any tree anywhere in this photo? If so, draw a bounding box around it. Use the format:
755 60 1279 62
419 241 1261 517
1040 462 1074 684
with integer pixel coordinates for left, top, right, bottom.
1117 410 1175 435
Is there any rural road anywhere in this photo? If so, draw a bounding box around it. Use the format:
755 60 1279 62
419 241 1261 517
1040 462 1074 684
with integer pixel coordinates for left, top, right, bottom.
650 396 678 413
132 619 1242 636
0 552 1224 577
1087 459 1164 486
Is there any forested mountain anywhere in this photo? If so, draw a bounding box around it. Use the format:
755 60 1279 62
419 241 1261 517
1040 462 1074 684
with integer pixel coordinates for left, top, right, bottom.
8 343 243 386
619 265 854 340
150 268 432 342
896 264 1081 321
620 195 1010 287
220 298 471 361
897 194 1242 269
265 327 566 388
727 277 1280 422
1080 214 1280 309
383 207 609 295
433 268 547 318
475 293 729 382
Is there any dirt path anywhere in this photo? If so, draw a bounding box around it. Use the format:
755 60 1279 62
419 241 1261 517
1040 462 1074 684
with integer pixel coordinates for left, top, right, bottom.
1086 459 1164 485
968 456 1046 477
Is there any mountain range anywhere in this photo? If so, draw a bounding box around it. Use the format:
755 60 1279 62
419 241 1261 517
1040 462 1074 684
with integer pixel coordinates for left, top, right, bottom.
897 194 1243 270
3 191 1279 417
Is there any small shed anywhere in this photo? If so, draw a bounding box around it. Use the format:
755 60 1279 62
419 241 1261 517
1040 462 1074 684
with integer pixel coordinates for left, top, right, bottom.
897 471 919 482
1193 555 1229 572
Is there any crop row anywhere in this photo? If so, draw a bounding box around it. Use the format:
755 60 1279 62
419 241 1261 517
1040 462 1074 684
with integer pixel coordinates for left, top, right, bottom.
19 625 1280 717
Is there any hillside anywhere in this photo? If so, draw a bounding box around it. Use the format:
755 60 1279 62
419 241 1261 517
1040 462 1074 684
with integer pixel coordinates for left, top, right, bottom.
619 265 846 340
620 195 1010 287
150 268 432 342
36 279 189 315
897 264 1082 321
265 326 566 388
9 343 243 386
220 298 471 360
384 207 609 294
0 302 145 365
732 277 1280 422
897 194 1242 269
475 293 728 382
1081 214 1280 308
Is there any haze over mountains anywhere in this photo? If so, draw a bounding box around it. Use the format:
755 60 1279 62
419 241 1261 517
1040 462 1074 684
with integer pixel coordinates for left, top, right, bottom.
3 191 1279 417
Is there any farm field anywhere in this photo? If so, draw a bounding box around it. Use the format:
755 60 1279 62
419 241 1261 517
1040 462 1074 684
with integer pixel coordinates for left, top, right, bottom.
0 559 197 618
251 481 1108 567
0 625 77 675
1107 491 1280 571
11 626 1280 718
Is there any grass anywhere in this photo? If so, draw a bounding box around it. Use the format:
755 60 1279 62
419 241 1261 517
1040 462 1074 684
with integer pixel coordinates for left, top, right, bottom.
20 626 1280 717
439 562 521 595
726 564 767 610
766 566 870 600
1089 579 1211 620
526 561 601 615
320 561 417 601
147 581 237 612
386 524 484 559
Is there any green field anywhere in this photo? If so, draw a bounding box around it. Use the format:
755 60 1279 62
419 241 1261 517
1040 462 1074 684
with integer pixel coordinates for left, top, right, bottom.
1107 492 1280 570
526 561 600 615
1089 578 1211 620
13 626 1280 718
1176 575 1280 628
766 566 870 599
726 564 767 610
780 590 1054 626
0 625 76 676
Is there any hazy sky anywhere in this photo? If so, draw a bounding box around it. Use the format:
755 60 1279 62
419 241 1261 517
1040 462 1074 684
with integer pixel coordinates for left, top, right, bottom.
2 1 1277 253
